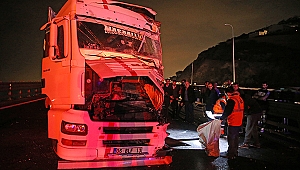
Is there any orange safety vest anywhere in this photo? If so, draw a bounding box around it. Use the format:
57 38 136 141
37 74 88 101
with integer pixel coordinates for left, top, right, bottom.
227 95 244 126
213 97 227 114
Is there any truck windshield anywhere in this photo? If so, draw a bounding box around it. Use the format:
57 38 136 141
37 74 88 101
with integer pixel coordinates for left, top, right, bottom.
77 21 162 59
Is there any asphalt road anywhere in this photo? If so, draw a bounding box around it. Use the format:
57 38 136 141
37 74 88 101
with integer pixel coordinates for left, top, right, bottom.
1 100 300 170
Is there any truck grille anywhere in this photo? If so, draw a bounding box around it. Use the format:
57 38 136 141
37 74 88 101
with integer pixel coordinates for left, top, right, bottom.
103 127 153 134
103 139 150 147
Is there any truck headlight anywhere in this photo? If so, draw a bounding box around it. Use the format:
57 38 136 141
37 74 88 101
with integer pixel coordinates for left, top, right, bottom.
61 121 88 136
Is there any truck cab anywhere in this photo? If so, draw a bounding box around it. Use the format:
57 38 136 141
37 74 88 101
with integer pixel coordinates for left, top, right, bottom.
40 0 171 168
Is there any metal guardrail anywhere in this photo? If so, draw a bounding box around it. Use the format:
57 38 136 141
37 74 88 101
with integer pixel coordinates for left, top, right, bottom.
0 82 44 111
1 82 299 141
266 100 300 135
0 82 42 102
178 100 300 142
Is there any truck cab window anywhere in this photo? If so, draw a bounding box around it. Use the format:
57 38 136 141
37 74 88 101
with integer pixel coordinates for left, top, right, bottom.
43 31 50 58
56 26 65 59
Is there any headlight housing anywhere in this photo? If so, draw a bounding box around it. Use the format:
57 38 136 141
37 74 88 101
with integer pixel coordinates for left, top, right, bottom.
61 121 88 136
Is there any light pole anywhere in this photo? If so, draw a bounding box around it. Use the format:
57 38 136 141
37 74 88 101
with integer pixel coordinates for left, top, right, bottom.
191 61 193 85
225 23 235 82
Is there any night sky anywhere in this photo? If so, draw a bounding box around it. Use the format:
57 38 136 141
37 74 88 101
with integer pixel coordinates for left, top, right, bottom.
1 0 300 82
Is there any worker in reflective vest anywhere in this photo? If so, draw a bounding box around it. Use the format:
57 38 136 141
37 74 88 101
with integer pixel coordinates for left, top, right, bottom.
219 91 244 159
213 93 228 118
213 93 228 136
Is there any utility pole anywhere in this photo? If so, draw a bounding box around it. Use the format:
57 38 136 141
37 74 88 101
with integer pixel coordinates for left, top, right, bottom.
225 23 235 82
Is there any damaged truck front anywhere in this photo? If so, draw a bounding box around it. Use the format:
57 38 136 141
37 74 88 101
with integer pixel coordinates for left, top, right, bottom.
40 0 171 168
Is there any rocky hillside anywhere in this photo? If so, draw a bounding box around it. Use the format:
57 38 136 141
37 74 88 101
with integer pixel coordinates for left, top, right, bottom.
174 17 300 88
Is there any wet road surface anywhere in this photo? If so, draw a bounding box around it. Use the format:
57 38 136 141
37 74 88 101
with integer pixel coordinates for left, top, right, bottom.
1 100 300 170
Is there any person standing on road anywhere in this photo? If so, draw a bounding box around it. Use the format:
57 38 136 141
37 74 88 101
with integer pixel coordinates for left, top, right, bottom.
204 82 219 121
170 80 180 119
219 91 244 159
253 82 270 109
213 92 228 137
231 82 246 134
225 79 232 91
177 79 186 116
163 79 173 121
231 82 245 99
213 82 220 96
239 94 263 149
213 92 227 118
201 81 209 103
253 82 270 132
181 81 196 123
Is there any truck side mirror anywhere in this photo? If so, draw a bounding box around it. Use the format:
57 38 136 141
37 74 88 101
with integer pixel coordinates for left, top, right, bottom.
62 19 69 58
49 22 58 60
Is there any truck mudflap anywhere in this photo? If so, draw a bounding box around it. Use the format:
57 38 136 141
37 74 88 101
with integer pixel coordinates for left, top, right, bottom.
57 156 172 169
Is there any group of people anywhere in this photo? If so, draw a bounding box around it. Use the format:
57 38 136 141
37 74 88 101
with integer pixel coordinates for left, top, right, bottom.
162 79 270 159
201 81 270 159
162 79 196 122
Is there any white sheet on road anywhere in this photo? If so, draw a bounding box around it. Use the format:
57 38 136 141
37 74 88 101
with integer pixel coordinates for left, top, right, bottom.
196 120 221 157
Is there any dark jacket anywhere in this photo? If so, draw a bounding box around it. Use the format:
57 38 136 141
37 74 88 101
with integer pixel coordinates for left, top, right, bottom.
253 88 270 111
204 88 218 111
163 84 173 98
244 94 263 115
172 85 180 99
181 86 196 103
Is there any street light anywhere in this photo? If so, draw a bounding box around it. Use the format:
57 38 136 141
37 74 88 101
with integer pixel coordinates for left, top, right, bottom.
225 23 235 82
191 61 193 85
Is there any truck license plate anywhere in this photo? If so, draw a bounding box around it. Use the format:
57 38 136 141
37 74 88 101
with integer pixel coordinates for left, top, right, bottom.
113 147 142 154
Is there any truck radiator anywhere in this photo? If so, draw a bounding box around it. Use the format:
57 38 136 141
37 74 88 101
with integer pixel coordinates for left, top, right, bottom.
103 127 153 134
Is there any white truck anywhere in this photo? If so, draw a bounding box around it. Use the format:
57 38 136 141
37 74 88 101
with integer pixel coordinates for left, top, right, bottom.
40 0 171 168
